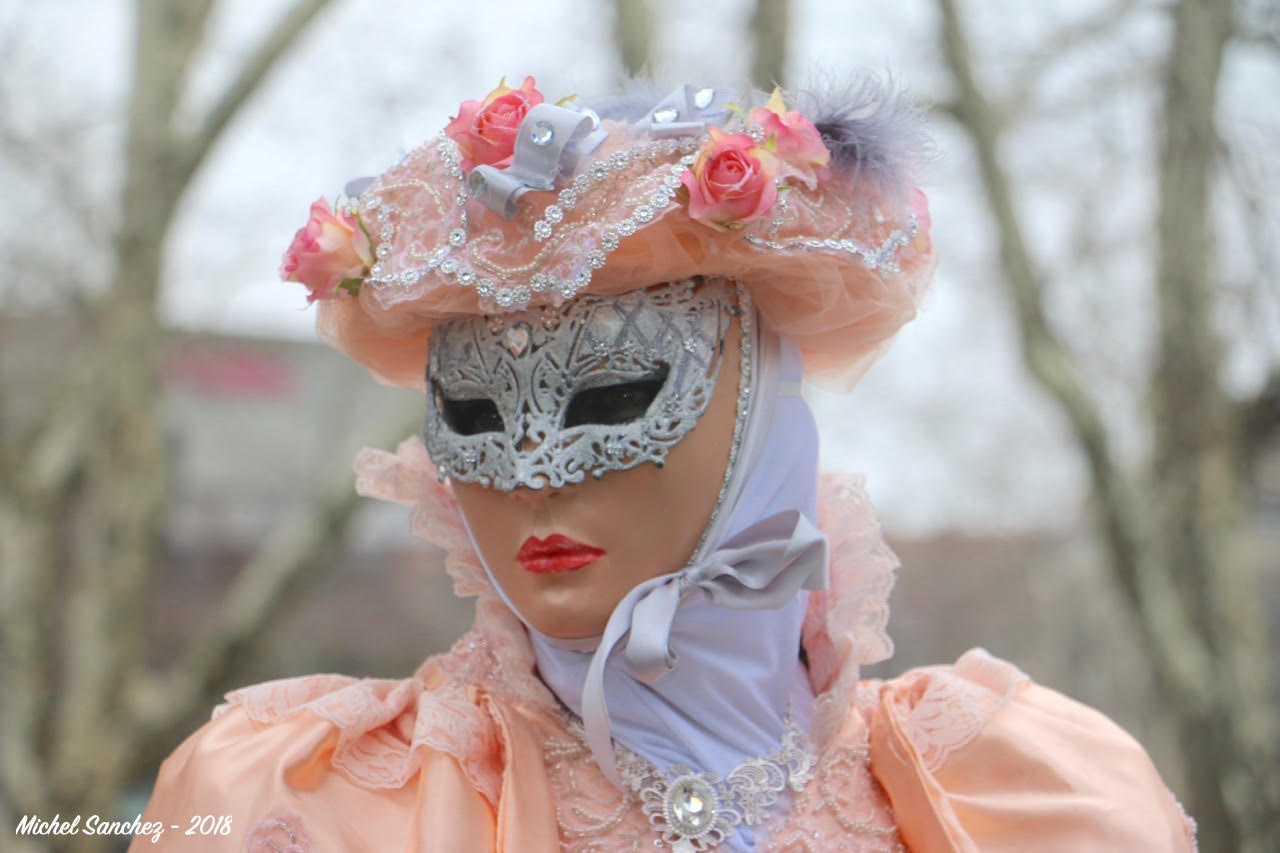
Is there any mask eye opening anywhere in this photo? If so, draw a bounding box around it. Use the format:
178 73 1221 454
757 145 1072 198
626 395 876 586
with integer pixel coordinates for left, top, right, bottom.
562 364 670 428
434 384 505 435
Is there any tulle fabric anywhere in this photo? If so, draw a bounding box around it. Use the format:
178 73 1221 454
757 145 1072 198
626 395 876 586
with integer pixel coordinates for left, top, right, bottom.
315 119 935 392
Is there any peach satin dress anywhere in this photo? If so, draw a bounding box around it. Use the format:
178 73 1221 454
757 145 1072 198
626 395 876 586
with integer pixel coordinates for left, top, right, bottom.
134 439 1196 851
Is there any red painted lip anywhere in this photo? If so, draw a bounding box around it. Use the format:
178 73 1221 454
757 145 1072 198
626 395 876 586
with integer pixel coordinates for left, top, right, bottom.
516 534 606 574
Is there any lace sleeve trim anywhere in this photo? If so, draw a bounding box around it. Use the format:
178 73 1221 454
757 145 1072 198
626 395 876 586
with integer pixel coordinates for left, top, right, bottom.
803 472 899 746
881 647 1029 772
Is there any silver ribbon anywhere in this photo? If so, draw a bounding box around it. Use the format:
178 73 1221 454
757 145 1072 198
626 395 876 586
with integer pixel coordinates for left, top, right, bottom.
581 509 829 786
641 84 737 137
343 175 375 198
469 103 607 219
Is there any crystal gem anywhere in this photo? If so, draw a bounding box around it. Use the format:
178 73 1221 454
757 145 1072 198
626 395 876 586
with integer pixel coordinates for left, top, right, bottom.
449 228 467 247
468 170 487 196
667 777 716 836
376 244 390 259
653 106 679 124
534 221 552 240
503 322 531 357
529 120 554 146
544 205 564 224
693 87 715 109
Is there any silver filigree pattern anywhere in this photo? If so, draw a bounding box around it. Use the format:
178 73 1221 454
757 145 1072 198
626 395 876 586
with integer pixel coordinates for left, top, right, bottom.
616 725 818 852
424 277 736 490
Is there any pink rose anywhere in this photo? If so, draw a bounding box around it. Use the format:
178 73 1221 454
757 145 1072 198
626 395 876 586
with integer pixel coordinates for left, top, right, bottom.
747 88 830 189
909 187 932 252
680 126 781 231
444 76 545 171
279 197 373 302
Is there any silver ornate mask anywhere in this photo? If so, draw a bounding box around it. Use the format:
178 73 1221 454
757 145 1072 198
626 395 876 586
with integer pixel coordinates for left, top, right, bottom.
424 277 737 490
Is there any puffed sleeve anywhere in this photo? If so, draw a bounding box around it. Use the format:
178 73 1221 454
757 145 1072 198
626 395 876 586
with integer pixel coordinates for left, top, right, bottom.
867 648 1197 853
130 673 560 851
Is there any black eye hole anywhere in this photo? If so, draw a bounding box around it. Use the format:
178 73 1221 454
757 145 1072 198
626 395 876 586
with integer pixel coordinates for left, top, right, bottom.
563 366 669 428
436 389 504 435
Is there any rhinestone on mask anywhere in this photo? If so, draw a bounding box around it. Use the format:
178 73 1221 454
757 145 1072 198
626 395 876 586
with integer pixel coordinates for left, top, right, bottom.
692 87 715 109
503 322 531 357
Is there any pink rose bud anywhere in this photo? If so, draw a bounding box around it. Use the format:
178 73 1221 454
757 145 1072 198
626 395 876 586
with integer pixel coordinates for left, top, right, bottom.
680 126 781 231
747 88 831 189
444 76 545 172
909 187 932 252
279 197 373 302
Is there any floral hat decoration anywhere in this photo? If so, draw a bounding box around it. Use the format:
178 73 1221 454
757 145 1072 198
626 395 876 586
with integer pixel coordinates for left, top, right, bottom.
282 76 935 390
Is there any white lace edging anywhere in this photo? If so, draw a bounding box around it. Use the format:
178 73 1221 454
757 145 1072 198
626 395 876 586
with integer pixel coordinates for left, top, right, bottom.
803 472 900 746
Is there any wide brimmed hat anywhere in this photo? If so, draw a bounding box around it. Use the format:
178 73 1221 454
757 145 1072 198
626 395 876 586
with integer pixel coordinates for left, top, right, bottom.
281 76 936 390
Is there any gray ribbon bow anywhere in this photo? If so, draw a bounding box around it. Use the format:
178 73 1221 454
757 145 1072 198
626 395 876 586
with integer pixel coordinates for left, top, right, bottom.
641 83 737 137
581 509 829 787
469 103 607 219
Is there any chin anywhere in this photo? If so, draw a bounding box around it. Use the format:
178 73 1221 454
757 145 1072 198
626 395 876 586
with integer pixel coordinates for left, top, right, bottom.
523 591 609 639
528 611 607 640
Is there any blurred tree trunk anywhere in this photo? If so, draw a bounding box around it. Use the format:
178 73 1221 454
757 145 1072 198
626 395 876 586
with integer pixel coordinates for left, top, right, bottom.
0 2 351 850
750 0 789 90
613 0 651 78
934 0 1277 850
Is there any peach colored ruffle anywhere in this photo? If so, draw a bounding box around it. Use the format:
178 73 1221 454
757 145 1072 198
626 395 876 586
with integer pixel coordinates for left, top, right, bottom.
133 439 1196 851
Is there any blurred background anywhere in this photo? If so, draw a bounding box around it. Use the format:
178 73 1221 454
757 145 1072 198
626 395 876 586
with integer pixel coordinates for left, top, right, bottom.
1 0 1277 850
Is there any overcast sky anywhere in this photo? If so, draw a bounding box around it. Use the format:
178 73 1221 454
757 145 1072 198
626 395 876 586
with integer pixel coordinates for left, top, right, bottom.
3 0 1276 535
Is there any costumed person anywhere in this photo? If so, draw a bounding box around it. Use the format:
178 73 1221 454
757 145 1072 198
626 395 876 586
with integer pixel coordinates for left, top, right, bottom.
135 76 1197 852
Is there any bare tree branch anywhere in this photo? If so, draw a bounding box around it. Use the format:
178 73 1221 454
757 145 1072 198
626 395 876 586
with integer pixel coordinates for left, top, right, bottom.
176 0 336 187
998 0 1146 120
0 83 118 247
125 408 422 764
933 0 1217 699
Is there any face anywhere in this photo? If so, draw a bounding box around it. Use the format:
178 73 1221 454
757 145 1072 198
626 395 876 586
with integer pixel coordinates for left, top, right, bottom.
432 280 744 638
